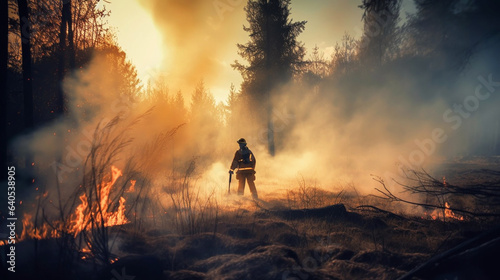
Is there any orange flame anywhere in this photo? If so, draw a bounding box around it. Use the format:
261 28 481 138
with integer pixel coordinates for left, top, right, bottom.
20 213 60 240
422 202 464 221
421 176 464 221
444 202 464 221
68 193 89 236
19 166 130 241
126 180 136 193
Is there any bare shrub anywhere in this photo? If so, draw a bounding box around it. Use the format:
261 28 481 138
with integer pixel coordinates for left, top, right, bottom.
286 176 332 209
163 159 219 235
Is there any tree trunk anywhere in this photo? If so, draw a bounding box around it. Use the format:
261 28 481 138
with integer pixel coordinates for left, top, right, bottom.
67 0 75 68
17 0 33 129
58 0 74 113
264 5 275 156
1 0 8 177
267 103 275 156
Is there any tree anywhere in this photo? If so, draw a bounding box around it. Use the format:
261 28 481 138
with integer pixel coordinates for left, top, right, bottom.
172 90 186 122
17 0 33 129
308 45 329 78
190 81 218 121
1 0 8 175
7 0 112 119
233 0 306 156
358 0 401 67
403 0 500 70
301 45 329 85
188 81 223 162
72 45 141 121
57 0 75 113
330 33 358 77
225 83 242 141
8 0 111 62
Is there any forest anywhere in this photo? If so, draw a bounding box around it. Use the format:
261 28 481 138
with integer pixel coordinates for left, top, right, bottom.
1 0 500 279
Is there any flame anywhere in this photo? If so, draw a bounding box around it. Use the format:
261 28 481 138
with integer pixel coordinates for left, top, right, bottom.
126 180 136 193
19 166 130 241
81 247 92 260
441 176 463 221
20 213 60 240
105 197 128 227
444 202 464 221
422 210 438 220
422 202 464 221
68 193 89 236
421 176 464 221
423 202 464 221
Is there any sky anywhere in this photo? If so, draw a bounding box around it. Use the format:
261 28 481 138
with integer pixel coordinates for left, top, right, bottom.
104 0 416 104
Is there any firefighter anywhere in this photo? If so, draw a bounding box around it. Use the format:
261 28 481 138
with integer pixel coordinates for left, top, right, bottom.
229 138 258 199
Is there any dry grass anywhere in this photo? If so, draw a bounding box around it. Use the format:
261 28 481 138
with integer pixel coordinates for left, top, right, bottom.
13 152 500 279
110 195 495 280
285 176 345 209
14 185 498 280
158 160 220 236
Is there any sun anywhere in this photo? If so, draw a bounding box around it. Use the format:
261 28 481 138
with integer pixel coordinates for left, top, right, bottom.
105 0 166 87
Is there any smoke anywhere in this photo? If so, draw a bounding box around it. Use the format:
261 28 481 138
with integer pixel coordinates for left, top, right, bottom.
137 0 247 99
241 38 500 200
12 53 148 205
11 1 500 218
12 51 234 205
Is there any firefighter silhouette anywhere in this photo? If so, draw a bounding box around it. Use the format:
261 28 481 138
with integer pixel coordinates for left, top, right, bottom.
229 138 258 199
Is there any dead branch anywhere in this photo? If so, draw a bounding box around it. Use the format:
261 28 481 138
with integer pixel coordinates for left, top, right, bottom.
372 171 500 218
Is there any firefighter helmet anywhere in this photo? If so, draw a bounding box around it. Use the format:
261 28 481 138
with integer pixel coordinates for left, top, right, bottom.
237 138 247 144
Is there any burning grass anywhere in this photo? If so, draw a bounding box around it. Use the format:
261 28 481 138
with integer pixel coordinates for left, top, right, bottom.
20 165 130 241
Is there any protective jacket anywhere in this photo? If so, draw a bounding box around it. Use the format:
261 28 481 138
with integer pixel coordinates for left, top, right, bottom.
230 147 256 173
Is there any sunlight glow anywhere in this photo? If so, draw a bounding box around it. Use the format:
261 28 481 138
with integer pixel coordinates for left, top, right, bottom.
106 0 165 86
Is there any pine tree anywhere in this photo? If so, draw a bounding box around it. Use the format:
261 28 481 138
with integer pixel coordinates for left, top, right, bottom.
358 0 401 67
233 0 306 155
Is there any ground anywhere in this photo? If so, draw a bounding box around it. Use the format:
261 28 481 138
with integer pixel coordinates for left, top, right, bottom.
105 203 493 280
2 157 499 280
